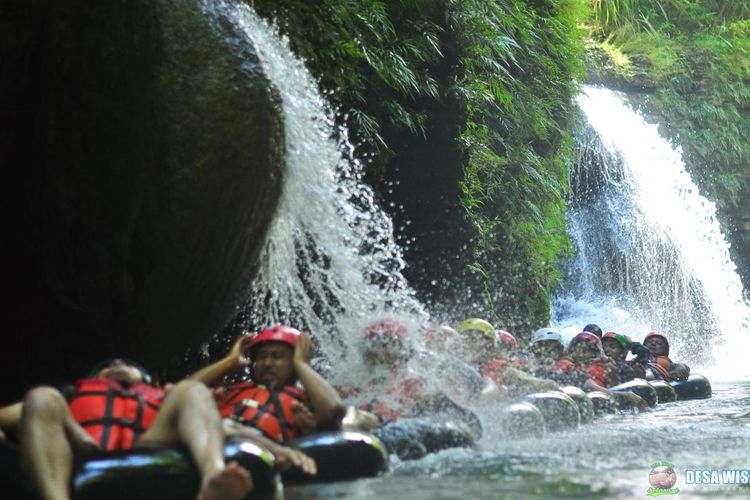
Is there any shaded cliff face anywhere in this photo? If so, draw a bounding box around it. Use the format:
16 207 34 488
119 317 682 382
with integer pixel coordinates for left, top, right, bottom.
0 0 284 401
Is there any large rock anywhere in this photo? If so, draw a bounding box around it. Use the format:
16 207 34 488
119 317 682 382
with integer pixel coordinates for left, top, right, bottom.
0 0 283 400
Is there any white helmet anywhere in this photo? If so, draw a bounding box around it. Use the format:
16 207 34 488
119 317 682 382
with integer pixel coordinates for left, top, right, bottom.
531 327 562 345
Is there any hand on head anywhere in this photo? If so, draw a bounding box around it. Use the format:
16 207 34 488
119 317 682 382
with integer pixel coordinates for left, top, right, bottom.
229 335 253 370
293 333 313 365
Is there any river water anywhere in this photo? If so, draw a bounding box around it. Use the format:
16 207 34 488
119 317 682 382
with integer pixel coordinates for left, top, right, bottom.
230 7 750 499
286 85 750 497
287 381 750 499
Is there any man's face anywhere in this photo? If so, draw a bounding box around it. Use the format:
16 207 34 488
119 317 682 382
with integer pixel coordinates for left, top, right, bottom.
364 345 404 368
363 334 410 369
602 338 626 361
644 336 668 356
531 340 562 363
569 340 600 364
455 330 497 366
95 359 145 385
253 342 296 387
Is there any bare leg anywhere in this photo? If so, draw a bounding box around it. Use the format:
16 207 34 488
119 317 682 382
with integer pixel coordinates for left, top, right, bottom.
19 386 96 500
138 380 252 500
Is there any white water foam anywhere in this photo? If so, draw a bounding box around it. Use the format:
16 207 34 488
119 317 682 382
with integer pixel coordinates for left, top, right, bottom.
226 5 427 383
553 86 750 381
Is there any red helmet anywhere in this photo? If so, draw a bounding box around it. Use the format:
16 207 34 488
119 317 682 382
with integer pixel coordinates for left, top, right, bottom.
496 330 517 350
570 331 603 350
644 331 670 355
365 318 407 340
249 324 301 357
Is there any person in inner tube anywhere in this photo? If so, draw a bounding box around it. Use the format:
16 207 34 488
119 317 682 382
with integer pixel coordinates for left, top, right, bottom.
564 332 649 409
421 322 509 406
469 323 559 397
338 317 423 424
601 332 638 383
0 358 254 500
189 325 346 449
526 327 589 387
641 331 690 382
341 317 482 438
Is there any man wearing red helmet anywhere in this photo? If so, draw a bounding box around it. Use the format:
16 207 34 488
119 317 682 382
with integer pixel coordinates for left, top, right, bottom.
564 332 619 388
350 317 483 438
190 325 345 444
349 317 428 422
0 358 254 500
563 332 648 409
480 329 559 396
642 332 690 382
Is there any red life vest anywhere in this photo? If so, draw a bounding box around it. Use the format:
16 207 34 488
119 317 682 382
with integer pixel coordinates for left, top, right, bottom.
481 358 525 386
360 376 424 422
649 355 673 381
584 362 608 388
68 378 164 451
555 359 576 373
556 358 616 387
219 383 308 443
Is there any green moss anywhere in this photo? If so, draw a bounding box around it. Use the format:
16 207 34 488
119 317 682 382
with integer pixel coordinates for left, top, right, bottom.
620 32 685 82
247 0 586 330
455 0 584 329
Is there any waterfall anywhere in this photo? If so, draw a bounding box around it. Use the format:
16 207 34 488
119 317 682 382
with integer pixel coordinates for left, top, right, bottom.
553 86 750 379
221 5 427 380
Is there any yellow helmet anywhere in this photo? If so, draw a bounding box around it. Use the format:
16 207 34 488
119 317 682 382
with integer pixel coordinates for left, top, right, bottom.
458 318 496 339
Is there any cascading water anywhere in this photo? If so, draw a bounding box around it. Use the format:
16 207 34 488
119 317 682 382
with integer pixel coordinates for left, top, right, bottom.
224 6 427 382
553 85 750 379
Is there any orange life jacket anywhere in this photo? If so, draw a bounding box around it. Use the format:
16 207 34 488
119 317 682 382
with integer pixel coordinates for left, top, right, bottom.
219 383 308 443
584 361 609 388
557 358 616 387
649 355 673 382
360 376 424 422
481 358 525 386
555 359 577 373
68 378 164 451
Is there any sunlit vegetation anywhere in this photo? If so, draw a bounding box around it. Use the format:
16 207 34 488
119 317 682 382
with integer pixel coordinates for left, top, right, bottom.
247 0 749 328
587 0 750 283
248 0 587 330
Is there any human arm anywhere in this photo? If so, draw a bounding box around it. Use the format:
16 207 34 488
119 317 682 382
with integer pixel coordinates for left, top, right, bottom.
222 419 316 475
582 380 648 410
0 402 22 438
294 333 346 430
188 336 252 385
341 406 380 431
671 363 690 381
502 367 559 396
628 342 651 364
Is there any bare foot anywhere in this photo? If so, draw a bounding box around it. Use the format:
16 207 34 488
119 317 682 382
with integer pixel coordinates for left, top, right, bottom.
198 462 253 500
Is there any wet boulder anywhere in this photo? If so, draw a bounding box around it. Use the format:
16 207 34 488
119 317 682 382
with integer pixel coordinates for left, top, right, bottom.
0 0 283 398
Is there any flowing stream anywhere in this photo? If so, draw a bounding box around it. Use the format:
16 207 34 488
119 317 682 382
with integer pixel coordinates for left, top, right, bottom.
218 6 427 385
553 86 750 382
227 9 750 498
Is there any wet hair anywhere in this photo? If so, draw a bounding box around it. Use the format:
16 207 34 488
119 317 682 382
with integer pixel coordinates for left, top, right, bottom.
87 358 153 385
583 324 603 338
